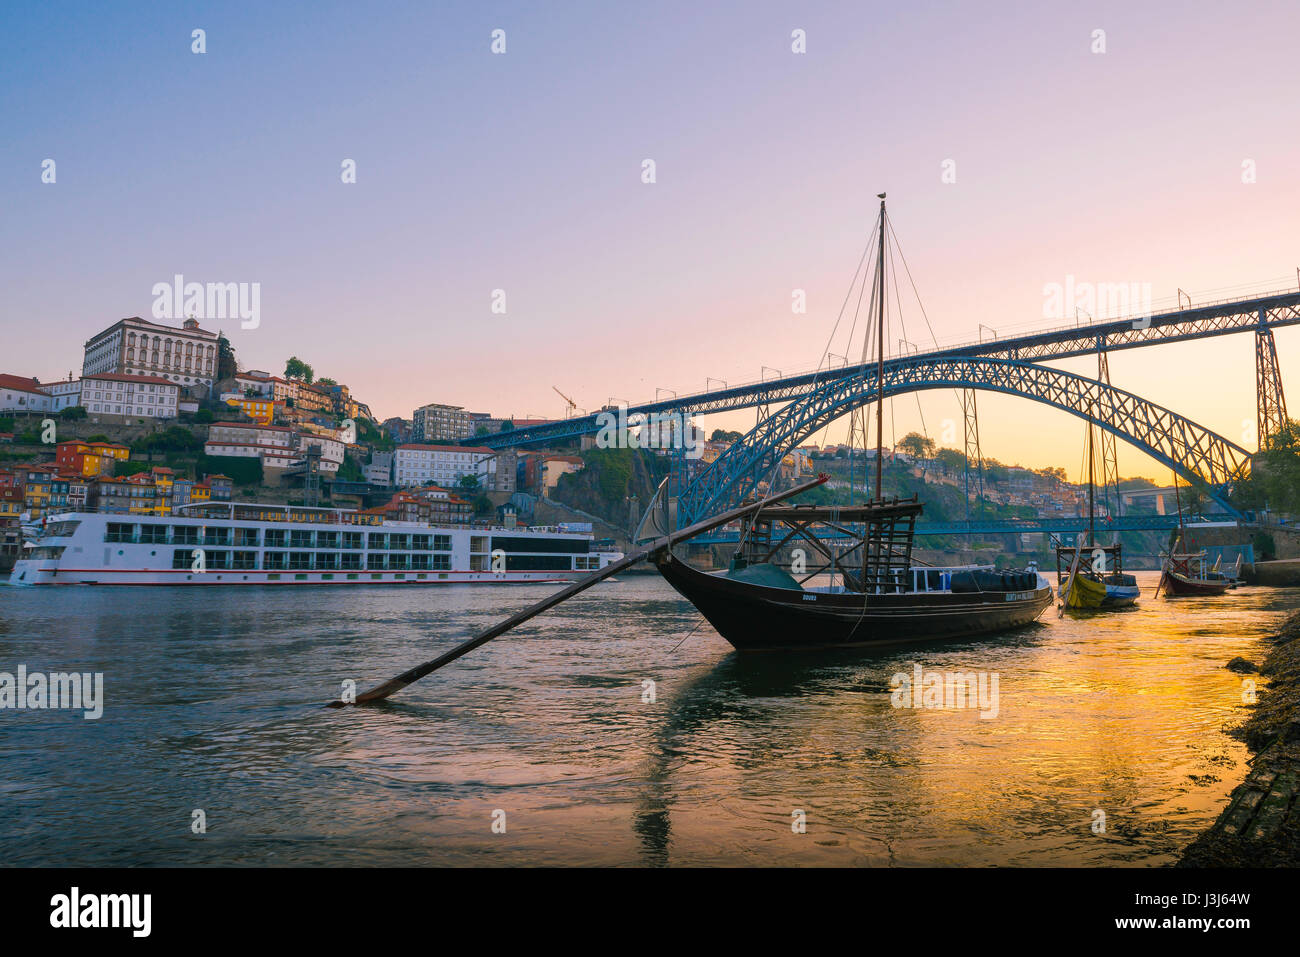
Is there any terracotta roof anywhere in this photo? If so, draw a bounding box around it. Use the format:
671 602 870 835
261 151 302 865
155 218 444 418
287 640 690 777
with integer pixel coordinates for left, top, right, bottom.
84 372 178 386
209 421 293 432
0 374 45 394
90 316 217 339
397 444 495 454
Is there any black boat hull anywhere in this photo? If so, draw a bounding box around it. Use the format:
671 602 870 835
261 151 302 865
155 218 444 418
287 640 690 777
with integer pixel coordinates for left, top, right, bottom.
655 553 1054 651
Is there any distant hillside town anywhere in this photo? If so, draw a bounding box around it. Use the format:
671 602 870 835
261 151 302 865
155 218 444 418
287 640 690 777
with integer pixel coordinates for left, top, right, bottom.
2 313 1189 572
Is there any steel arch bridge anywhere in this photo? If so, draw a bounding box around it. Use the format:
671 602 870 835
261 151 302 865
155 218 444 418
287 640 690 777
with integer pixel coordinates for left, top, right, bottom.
476 288 1300 451
676 356 1253 526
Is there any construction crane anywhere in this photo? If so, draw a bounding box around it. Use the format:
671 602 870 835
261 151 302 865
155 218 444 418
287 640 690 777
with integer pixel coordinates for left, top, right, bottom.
552 386 579 418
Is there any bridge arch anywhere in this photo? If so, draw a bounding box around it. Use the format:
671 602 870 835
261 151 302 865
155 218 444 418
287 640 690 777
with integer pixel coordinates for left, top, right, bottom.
678 356 1252 524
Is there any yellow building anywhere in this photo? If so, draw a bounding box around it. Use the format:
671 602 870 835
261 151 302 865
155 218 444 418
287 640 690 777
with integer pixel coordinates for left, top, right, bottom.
225 396 277 425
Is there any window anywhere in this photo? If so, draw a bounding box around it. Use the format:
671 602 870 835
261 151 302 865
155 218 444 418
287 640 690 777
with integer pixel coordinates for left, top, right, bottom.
140 524 168 544
368 533 387 550
431 554 451 571
505 554 574 571
263 552 287 570
342 531 362 550
264 529 287 548
105 522 134 543
174 526 200 545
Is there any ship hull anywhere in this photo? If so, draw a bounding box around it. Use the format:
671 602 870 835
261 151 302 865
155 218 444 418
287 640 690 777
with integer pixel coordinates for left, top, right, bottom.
655 553 1053 651
1163 571 1231 597
6 510 621 586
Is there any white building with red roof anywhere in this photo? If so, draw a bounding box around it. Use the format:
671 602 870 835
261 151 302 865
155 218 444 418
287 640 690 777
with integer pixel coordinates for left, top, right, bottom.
394 443 499 489
0 374 53 413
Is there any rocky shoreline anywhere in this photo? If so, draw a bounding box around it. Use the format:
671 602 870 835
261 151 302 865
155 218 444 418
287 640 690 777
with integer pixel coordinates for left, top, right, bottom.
1178 609 1300 866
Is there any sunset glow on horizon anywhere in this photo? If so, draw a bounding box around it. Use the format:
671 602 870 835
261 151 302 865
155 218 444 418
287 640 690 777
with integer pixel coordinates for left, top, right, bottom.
4 0 1297 481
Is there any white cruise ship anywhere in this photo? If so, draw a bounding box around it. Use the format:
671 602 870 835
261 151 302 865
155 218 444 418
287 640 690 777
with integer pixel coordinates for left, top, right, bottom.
8 503 623 586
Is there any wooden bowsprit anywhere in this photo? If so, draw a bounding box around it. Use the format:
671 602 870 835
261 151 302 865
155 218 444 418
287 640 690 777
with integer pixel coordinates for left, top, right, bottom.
326 474 829 707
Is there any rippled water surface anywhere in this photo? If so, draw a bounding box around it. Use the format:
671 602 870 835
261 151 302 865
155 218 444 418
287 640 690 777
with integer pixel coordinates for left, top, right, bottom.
1 572 1294 866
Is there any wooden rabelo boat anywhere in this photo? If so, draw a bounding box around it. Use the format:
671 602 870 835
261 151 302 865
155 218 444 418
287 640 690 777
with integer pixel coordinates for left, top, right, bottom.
655 195 1051 650
1155 472 1231 599
1055 541 1141 609
1053 405 1139 610
655 497 1053 651
1159 551 1231 597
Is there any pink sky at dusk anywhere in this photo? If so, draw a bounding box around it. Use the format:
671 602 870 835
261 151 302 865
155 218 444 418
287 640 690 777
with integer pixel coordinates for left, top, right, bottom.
4 0 1297 482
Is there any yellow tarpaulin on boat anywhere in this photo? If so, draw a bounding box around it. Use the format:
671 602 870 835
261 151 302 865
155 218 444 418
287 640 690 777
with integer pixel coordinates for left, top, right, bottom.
1065 572 1107 609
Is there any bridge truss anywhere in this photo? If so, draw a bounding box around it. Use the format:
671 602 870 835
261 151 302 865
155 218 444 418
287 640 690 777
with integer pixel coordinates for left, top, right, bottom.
478 289 1300 451
676 356 1253 526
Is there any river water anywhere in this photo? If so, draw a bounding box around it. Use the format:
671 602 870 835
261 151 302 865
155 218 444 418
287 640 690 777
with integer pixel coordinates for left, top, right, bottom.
0 572 1293 866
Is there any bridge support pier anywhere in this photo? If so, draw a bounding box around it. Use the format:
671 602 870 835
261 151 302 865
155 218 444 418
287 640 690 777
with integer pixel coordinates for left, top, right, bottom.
961 389 984 526
1256 323 1288 449
1097 350 1122 529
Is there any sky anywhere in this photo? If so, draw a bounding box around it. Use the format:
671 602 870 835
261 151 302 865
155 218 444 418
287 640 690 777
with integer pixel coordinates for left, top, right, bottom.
2 0 1297 481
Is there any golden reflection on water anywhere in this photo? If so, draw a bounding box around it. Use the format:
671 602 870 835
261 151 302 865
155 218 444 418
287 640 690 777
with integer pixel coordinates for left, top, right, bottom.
0 574 1294 866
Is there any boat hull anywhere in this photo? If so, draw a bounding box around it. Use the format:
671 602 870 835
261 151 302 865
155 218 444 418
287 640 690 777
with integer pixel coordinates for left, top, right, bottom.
655 553 1053 651
1163 571 1231 597
1103 582 1141 607
1064 572 1107 609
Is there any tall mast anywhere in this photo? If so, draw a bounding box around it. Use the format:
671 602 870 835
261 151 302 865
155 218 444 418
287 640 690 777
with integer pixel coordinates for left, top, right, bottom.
1172 470 1185 553
1086 406 1096 547
874 193 886 501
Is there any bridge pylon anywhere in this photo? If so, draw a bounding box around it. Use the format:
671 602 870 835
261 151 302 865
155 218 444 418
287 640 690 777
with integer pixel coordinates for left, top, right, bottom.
1256 323 1288 449
1097 350 1122 527
961 389 984 528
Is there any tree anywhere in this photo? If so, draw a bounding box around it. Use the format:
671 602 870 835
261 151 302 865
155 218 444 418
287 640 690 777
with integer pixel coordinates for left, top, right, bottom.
317 377 337 387
499 421 514 433
216 334 238 380
475 425 489 436
457 474 481 493
896 432 935 459
284 356 314 383
1233 419 1300 515
195 408 214 424
337 453 363 482
59 406 87 421
934 448 966 474
710 429 743 443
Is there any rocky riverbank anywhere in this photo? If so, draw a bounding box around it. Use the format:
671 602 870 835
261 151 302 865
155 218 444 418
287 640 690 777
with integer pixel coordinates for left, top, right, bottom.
1178 609 1300 866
